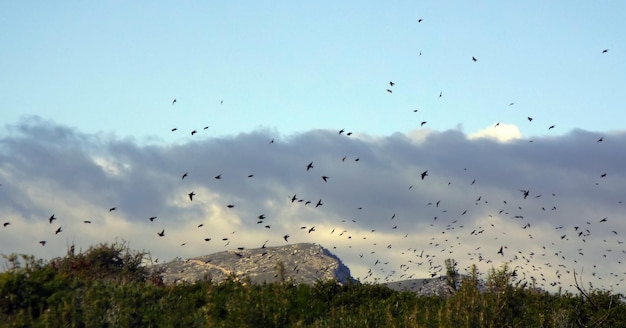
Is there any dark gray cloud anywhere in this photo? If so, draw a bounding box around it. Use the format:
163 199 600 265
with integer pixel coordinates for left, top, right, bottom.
1 117 625 293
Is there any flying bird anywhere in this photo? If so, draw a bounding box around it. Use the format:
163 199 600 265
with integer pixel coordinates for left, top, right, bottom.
172 98 176 105
2 222 9 227
498 246 504 256
421 170 428 180
548 125 555 130
49 214 56 224
527 117 533 122
283 234 290 242
83 220 91 224
602 49 609 54
386 89 392 93
421 121 427 126
321 176 329 182
389 81 395 86
55 227 62 235
191 130 197 135
418 18 423 23
109 207 116 212
315 199 323 208
182 172 188 179
188 192 195 201
215 174 222 179
472 56 477 62
227 204 235 208
306 162 314 171
39 241 46 246
157 229 165 237
308 226 316 233
149 216 157 222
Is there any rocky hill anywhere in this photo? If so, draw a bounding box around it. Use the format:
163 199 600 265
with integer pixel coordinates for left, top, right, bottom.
149 243 354 285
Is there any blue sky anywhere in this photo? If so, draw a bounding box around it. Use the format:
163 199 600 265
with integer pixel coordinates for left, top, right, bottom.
2 2 626 292
2 2 624 142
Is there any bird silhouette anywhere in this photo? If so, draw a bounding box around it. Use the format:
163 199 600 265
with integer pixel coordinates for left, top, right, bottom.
182 172 188 179
602 49 609 54
2 222 9 227
172 98 176 105
188 192 195 201
389 81 395 86
472 56 477 62
386 89 392 93
157 229 165 237
498 246 504 256
306 162 314 171
322 176 329 182
39 241 46 246
49 214 56 224
421 170 428 180
149 216 157 222
55 227 62 234
315 199 323 208
109 207 116 212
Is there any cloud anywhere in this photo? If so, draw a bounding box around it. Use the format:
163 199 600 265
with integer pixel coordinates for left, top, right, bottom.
0 117 624 293
468 123 522 142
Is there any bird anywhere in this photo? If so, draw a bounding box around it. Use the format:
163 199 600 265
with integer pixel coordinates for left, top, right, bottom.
309 226 316 233
602 49 609 54
597 137 604 142
389 81 395 86
191 130 197 136
439 91 442 98
157 229 165 237
315 199 323 208
39 241 46 246
339 129 345 134
55 227 62 235
2 222 9 227
386 89 392 93
188 192 195 201
171 128 178 132
83 220 91 224
227 204 235 208
421 121 427 126
215 174 222 179
283 234 290 242
548 125 555 130
306 162 314 171
49 214 56 224
182 173 188 179
418 18 423 23
149 216 157 222
109 207 116 212
498 246 504 256
472 56 477 62
527 117 533 122
172 98 176 105
321 176 329 182
421 170 428 180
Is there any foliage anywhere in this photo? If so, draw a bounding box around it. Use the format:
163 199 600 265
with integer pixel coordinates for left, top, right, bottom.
1 248 626 327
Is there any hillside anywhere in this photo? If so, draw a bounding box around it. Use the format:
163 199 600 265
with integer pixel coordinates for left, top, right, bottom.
150 242 354 285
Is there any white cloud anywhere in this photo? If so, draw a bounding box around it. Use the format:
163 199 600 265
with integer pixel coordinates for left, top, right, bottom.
469 123 522 142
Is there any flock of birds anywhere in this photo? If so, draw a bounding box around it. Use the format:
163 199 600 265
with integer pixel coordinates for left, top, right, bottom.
1 18 621 294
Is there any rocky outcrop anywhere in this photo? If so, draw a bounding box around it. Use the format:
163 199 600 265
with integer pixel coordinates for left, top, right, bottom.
149 243 354 286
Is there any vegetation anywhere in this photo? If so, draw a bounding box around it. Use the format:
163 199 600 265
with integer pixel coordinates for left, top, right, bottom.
1 243 625 327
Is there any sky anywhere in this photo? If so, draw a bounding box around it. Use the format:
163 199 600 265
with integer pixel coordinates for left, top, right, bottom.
1 2 625 293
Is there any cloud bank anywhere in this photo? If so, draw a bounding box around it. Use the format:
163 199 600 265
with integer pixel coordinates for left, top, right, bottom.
1 117 625 293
